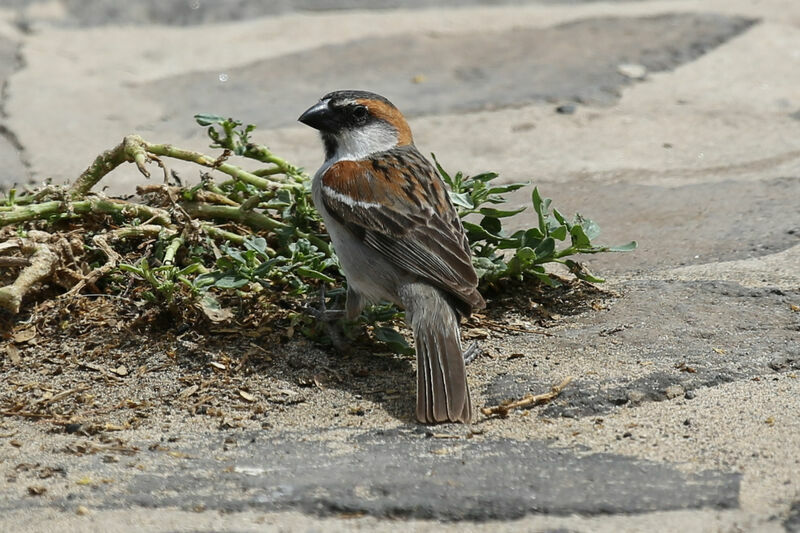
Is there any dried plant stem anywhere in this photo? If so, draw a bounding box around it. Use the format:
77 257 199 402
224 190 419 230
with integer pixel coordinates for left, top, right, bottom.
0 239 58 313
0 197 172 228
243 143 302 178
480 376 574 418
136 184 239 207
145 143 291 192
162 234 185 266
181 202 287 231
68 135 299 204
35 385 90 407
0 257 30 267
70 135 149 199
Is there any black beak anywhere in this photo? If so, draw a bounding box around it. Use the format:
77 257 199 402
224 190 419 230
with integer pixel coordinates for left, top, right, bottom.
298 100 334 131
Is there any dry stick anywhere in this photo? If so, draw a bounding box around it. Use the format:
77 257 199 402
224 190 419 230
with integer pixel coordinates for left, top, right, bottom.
145 142 290 192
0 257 30 267
480 376 574 418
136 184 239 207
69 135 295 200
35 385 90 407
70 135 150 199
0 239 58 314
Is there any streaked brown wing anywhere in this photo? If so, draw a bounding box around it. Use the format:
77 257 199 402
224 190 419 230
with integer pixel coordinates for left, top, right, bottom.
320 146 484 310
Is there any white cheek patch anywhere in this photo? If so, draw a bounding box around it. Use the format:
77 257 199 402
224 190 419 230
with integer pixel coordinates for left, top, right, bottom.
323 185 382 210
333 122 397 161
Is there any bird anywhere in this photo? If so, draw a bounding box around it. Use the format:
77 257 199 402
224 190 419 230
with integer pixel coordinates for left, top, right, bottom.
298 90 485 424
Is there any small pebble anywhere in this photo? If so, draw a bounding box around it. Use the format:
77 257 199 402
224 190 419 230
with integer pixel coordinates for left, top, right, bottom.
627 390 646 403
617 63 648 80
555 104 576 115
665 385 685 399
684 390 696 400
76 505 90 516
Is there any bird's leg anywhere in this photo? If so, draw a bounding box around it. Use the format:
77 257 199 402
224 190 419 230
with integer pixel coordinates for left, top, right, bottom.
306 285 350 351
306 284 345 321
463 341 481 365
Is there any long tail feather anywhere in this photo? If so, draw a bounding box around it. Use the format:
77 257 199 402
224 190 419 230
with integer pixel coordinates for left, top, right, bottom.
403 284 472 424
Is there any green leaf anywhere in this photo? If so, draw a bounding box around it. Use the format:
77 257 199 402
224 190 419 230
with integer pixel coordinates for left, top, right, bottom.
570 225 591 248
295 266 335 282
194 113 226 126
214 275 250 289
516 247 536 262
576 215 601 240
374 327 414 355
431 154 453 188
469 172 498 184
530 270 560 287
449 191 473 209
521 228 544 248
552 207 569 228
607 241 638 252
462 221 495 241
478 206 526 218
550 225 568 241
487 181 528 195
533 237 555 261
480 216 502 235
532 187 551 235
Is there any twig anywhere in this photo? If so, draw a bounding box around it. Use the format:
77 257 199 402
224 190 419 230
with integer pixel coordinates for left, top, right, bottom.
70 135 150 199
35 385 89 406
0 257 30 267
243 143 303 179
480 376 573 418
145 143 289 193
0 238 58 314
137 184 239 207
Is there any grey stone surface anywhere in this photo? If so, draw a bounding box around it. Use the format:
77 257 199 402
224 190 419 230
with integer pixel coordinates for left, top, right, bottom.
787 501 800 533
139 13 754 139
486 279 800 418
1 0 799 530
9 0 659 27
508 177 800 275
0 429 740 520
0 35 27 191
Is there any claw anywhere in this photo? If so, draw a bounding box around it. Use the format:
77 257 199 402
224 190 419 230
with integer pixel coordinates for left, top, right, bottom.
306 285 345 322
463 341 481 365
306 285 350 352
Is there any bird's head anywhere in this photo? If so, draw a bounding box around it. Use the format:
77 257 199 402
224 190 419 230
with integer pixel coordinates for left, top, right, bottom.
298 90 413 161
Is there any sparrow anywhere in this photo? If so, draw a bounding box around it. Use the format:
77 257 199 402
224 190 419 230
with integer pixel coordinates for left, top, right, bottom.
299 90 485 424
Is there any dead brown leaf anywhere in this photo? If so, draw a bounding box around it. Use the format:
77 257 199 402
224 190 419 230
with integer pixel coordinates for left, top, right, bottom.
13 326 36 344
5 344 21 365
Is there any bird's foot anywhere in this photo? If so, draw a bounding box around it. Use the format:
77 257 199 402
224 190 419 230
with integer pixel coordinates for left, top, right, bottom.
463 341 481 365
306 286 351 352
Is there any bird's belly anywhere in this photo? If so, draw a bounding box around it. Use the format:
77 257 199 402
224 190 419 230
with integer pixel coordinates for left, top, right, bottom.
313 182 402 306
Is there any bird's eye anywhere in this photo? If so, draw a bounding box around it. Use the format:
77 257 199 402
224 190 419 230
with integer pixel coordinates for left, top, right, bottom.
353 105 368 121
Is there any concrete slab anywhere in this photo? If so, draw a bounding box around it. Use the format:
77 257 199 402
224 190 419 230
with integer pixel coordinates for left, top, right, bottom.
1 0 799 531
0 428 740 519
0 34 28 191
